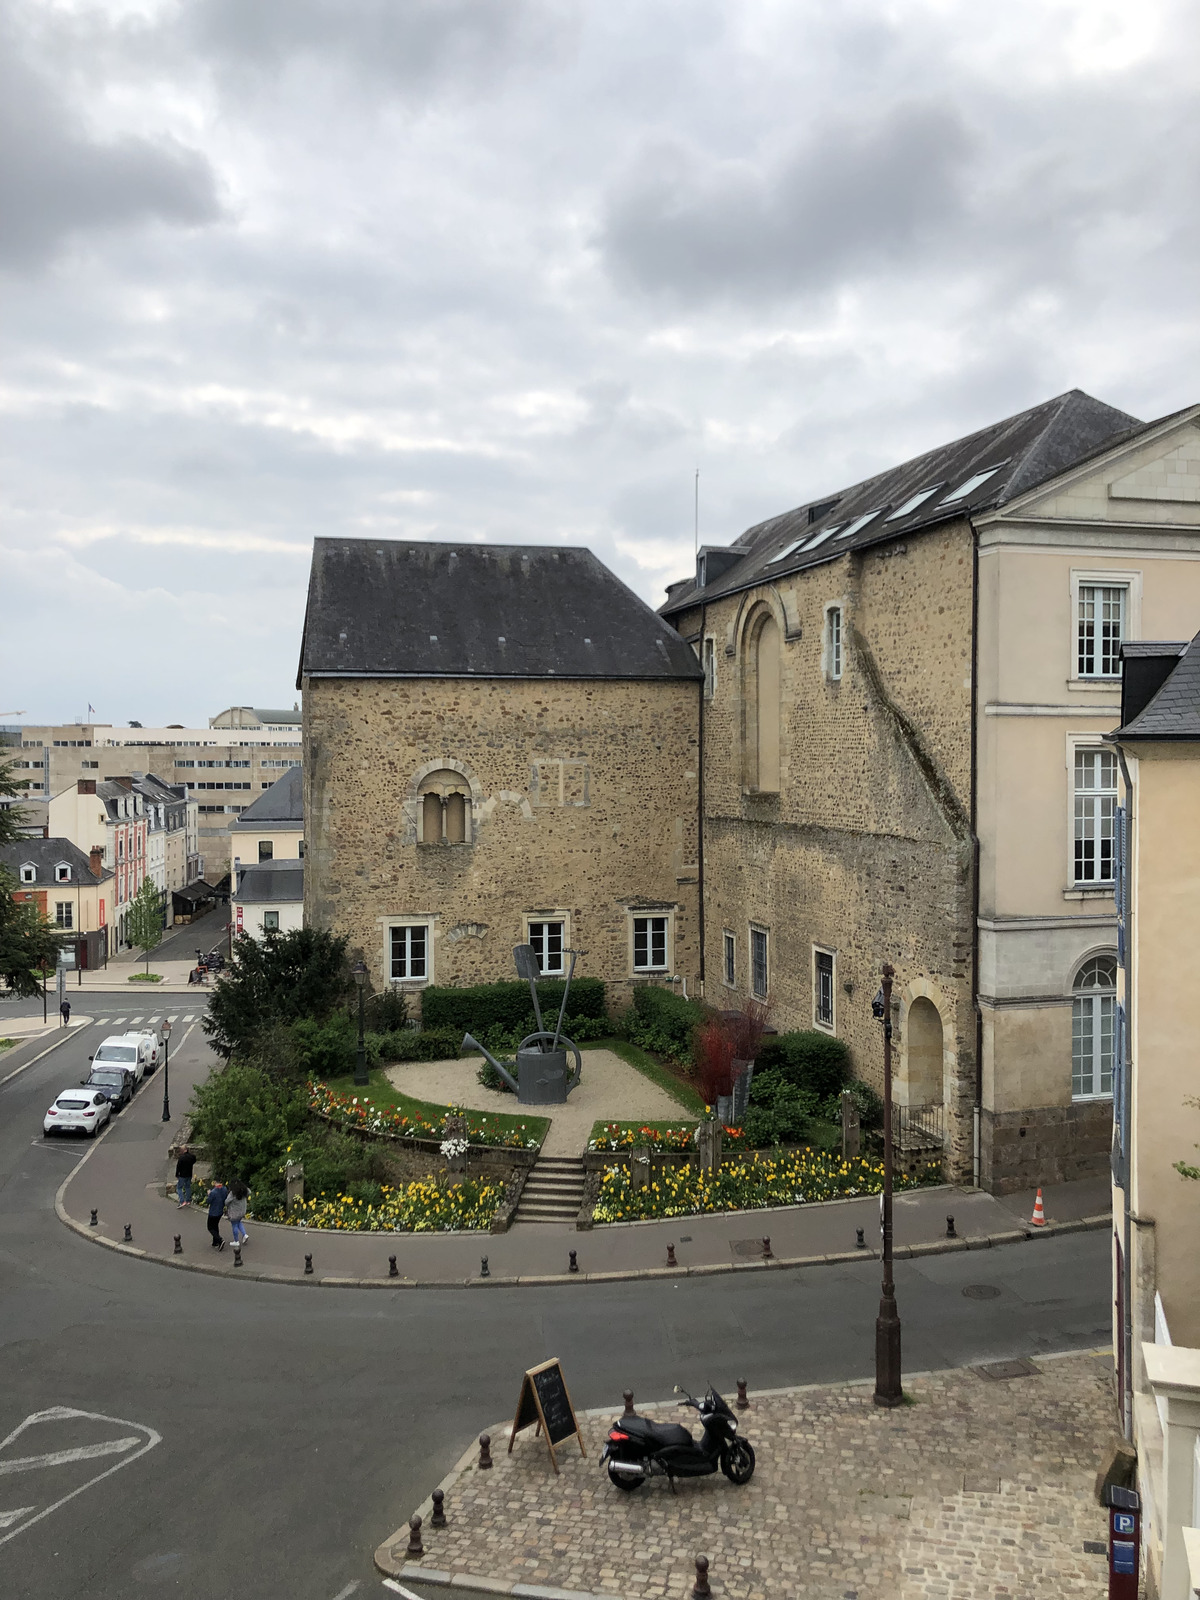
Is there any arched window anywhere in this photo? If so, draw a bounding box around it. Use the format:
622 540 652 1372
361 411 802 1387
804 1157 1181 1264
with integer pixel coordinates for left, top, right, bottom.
747 613 781 792
1072 955 1116 1099
418 769 471 845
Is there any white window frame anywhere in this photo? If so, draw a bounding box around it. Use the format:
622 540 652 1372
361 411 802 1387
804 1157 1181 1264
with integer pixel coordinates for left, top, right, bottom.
386 919 433 985
1069 569 1141 686
262 910 280 932
631 913 672 974
813 946 836 1032
19 864 35 883
1066 736 1118 893
749 925 769 999
722 929 736 988
55 901 73 929
55 863 71 882
703 636 717 700
526 915 569 976
1071 955 1116 1100
823 603 843 682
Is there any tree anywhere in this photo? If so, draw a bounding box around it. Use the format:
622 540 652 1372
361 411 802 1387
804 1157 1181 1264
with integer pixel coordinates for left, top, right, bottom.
0 755 31 847
0 867 64 997
1175 1096 1200 1182
126 875 163 973
203 927 352 1057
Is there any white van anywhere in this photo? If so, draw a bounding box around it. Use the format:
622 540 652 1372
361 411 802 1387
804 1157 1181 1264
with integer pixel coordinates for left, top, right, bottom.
118 1031 161 1073
90 1035 149 1083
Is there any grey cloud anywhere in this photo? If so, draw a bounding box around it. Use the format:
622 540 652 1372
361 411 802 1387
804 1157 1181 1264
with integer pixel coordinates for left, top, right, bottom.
600 103 975 301
0 49 220 271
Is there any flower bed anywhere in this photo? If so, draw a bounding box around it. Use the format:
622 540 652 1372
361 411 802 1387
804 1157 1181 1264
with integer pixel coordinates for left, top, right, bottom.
309 1081 541 1150
588 1121 699 1152
592 1149 942 1222
265 1176 505 1232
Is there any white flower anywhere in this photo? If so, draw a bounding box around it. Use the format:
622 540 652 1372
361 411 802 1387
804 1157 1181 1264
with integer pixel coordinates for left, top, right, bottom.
440 1136 469 1158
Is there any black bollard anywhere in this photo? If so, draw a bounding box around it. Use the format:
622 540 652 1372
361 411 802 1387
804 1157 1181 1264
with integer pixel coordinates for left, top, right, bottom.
736 1379 749 1410
692 1554 712 1598
173 1234 182 1255
89 1209 98 1227
946 1214 957 1238
388 1255 399 1278
406 1514 424 1558
304 1254 313 1275
233 1245 243 1268
123 1223 132 1242
856 1227 866 1249
762 1236 773 1260
666 1243 677 1268
480 1255 490 1278
430 1488 446 1528
478 1433 493 1470
568 1249 578 1273
623 1390 635 1416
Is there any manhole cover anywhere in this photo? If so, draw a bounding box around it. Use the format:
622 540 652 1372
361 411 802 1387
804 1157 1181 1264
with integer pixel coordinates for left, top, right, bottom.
729 1238 767 1259
679 1235 693 1243
962 1284 1002 1300
975 1357 1041 1381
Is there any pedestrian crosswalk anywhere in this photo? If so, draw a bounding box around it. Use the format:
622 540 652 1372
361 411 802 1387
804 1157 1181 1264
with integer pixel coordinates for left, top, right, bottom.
88 1015 201 1027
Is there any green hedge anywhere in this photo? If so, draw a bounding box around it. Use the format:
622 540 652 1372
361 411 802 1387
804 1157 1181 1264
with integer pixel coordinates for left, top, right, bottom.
625 984 707 1062
420 977 607 1033
380 1028 460 1063
755 1030 850 1100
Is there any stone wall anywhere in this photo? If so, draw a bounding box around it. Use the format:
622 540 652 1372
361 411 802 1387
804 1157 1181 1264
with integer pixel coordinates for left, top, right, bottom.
302 675 700 1012
678 520 979 1181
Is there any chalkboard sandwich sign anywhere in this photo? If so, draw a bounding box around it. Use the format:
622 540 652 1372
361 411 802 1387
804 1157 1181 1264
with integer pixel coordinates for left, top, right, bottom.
509 1357 586 1474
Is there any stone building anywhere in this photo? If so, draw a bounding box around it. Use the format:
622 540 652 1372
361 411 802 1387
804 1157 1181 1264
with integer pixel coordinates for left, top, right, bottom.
298 540 703 1006
661 390 1200 1189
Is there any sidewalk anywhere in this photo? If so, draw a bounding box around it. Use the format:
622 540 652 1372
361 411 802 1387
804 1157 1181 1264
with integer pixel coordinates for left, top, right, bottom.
57 1026 1112 1289
376 1349 1117 1599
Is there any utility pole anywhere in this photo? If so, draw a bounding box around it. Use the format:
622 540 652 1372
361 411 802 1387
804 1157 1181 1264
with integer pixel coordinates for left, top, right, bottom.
872 963 903 1407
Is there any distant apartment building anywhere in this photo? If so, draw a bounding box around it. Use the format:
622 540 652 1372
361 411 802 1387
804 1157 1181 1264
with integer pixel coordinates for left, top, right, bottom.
228 766 304 883
13 706 302 873
0 838 112 970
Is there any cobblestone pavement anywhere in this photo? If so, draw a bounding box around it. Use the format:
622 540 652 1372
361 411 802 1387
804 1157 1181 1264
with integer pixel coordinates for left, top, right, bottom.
381 1350 1117 1600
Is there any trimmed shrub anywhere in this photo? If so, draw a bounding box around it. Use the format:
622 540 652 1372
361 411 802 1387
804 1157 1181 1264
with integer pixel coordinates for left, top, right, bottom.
420 977 607 1033
625 984 707 1062
290 1014 387 1079
379 1028 460 1063
743 1069 820 1147
755 1030 850 1100
366 988 409 1032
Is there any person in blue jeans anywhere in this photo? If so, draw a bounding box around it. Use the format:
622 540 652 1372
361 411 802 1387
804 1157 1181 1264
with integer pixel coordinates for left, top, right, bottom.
206 1179 228 1250
174 1146 196 1208
226 1180 250 1247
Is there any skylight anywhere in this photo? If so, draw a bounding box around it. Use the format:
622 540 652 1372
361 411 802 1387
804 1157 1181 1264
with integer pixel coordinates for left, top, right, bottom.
836 509 884 540
940 465 1003 503
885 486 942 521
768 537 809 565
803 525 842 551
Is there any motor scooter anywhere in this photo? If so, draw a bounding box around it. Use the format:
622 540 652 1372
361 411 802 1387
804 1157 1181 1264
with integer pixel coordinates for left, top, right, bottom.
600 1383 755 1492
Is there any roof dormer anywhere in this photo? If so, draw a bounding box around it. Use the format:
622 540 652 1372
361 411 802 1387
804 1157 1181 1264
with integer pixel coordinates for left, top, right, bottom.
55 862 71 883
19 863 36 884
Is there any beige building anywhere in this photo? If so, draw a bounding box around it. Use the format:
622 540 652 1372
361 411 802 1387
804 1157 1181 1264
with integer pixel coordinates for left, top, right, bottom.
228 765 303 883
0 838 113 970
299 540 702 1006
1107 633 1200 1598
662 391 1200 1190
232 858 304 940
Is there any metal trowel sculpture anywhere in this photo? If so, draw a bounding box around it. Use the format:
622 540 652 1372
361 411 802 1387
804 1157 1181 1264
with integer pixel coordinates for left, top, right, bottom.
464 945 584 1105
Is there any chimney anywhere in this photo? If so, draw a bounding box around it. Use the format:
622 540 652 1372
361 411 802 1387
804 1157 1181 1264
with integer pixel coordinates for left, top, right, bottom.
78 778 96 795
89 846 104 879
111 776 132 790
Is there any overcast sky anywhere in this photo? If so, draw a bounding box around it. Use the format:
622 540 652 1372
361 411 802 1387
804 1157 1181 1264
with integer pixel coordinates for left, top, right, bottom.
2 0 1197 728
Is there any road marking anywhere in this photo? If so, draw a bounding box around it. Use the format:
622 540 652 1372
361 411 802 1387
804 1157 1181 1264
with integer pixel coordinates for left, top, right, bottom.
0 1407 161 1548
381 1583 421 1599
0 1437 142 1476
0 1508 34 1529
0 1025 91 1089
330 1583 361 1600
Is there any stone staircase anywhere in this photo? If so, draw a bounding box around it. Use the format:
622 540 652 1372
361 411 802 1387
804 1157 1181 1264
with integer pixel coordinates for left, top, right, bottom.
514 1154 587 1225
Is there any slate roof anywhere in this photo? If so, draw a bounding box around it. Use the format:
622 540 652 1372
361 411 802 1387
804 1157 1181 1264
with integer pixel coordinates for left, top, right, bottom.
0 837 110 885
1112 631 1200 740
661 390 1155 617
232 766 303 828
298 540 704 683
233 859 304 903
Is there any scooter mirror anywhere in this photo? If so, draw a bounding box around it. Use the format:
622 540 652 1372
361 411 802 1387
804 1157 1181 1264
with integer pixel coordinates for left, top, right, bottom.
673 1385 682 1394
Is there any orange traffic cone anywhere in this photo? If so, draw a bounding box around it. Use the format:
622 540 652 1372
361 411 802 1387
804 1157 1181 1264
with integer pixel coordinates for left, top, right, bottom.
1030 1187 1047 1227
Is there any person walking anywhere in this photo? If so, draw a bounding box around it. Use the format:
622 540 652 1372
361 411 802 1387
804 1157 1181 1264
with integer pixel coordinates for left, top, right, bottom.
60 999 71 1028
226 1180 250 1248
206 1178 228 1251
174 1145 196 1208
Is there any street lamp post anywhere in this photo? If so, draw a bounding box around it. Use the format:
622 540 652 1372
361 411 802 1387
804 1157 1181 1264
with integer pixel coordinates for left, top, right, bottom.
352 960 369 1088
871 963 903 1408
160 1019 172 1122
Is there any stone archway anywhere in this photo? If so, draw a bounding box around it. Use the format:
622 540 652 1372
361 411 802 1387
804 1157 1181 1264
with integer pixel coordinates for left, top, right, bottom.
902 996 944 1107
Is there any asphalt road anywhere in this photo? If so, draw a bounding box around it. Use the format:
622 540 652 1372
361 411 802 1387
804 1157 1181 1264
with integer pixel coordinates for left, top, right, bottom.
0 994 1113 1600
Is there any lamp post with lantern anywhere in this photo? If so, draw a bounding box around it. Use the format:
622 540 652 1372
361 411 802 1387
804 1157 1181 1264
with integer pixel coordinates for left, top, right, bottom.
870 963 903 1407
352 960 369 1087
160 1018 173 1123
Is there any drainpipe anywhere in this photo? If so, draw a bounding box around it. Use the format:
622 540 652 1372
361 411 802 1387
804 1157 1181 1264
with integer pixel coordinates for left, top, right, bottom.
697 603 707 998
969 523 983 1189
1114 740 1136 1441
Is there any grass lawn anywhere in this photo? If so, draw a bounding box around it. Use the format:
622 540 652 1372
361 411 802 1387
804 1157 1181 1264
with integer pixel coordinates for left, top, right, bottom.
589 1038 707 1115
322 1067 551 1146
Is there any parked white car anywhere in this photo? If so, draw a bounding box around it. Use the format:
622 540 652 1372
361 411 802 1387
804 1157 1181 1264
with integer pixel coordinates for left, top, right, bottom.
118 1031 161 1073
44 1088 111 1138
90 1036 148 1083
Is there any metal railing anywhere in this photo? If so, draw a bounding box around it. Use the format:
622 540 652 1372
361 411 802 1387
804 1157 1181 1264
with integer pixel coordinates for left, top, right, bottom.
893 1102 944 1152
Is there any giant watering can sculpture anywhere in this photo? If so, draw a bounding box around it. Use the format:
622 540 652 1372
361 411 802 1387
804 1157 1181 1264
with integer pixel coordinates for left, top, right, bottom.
463 944 583 1105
